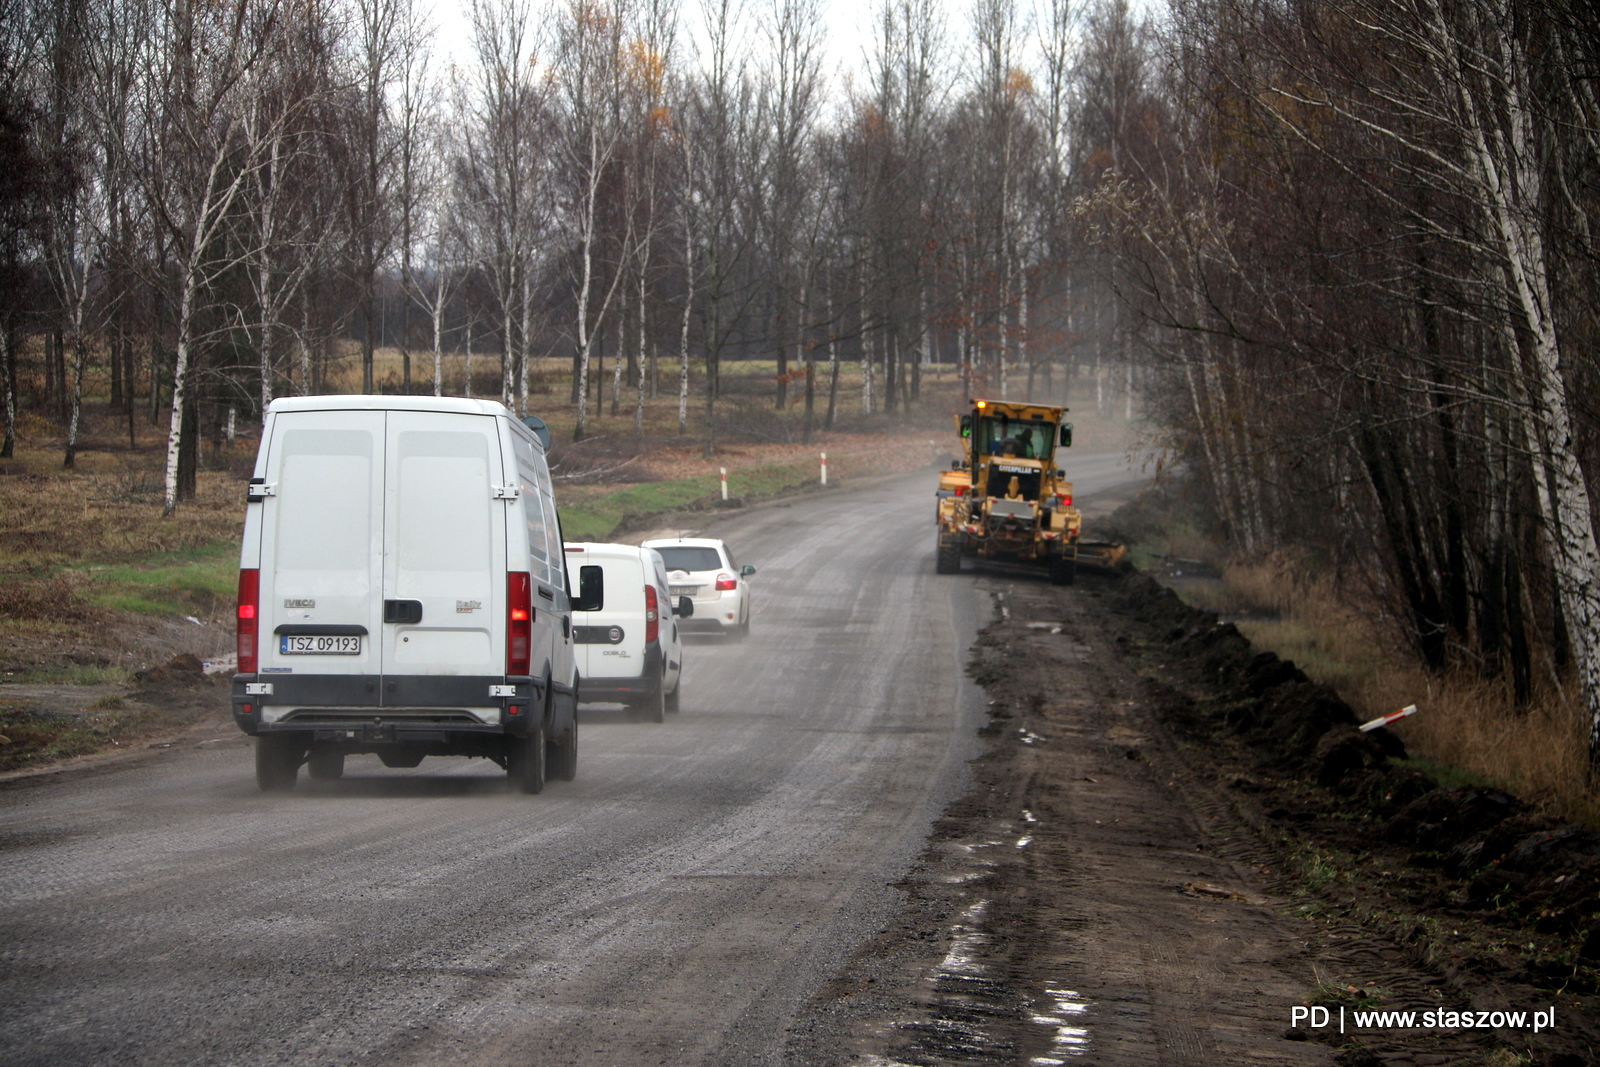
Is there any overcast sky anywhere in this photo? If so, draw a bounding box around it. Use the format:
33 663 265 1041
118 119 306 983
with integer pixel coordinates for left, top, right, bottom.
425 0 970 99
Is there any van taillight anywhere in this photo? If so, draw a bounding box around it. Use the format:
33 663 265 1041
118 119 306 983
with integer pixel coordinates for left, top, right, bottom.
507 572 532 676
237 569 259 674
715 572 737 591
644 584 659 644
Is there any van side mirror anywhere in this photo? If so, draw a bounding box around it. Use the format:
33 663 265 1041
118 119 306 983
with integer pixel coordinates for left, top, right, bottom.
521 415 552 450
571 564 603 612
675 595 694 618
1059 423 1073 448
740 565 756 577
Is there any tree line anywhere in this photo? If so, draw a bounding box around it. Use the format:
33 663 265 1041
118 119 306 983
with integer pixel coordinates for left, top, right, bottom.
1076 0 1600 766
0 0 1146 509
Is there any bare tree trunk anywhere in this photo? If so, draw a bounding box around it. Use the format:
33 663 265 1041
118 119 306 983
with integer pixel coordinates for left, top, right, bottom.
64 318 86 468
432 269 444 397
825 291 838 428
298 300 311 396
678 165 695 437
1 316 15 458
519 266 532 415
635 265 647 436
800 281 814 443
164 271 198 514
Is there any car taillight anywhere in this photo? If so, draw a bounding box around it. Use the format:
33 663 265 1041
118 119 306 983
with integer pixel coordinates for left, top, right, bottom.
236 569 259 674
507 572 532 675
715 572 737 591
644 584 659 644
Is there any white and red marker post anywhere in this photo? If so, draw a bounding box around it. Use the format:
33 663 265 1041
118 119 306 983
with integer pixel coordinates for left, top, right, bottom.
1358 704 1418 732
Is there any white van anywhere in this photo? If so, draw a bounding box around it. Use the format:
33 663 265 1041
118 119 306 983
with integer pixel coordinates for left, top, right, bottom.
562 543 689 722
231 396 595 795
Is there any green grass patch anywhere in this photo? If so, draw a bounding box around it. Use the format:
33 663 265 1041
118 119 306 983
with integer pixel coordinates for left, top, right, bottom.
557 460 822 541
0 704 161 772
1392 756 1492 792
72 541 238 616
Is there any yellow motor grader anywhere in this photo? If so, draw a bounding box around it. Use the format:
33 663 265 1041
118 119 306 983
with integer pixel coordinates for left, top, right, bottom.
934 398 1124 584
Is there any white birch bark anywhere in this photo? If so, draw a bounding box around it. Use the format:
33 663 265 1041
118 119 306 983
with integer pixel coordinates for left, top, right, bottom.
1418 0 1600 761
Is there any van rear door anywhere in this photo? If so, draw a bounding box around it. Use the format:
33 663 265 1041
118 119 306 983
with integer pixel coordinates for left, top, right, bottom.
255 411 386 701
381 412 508 701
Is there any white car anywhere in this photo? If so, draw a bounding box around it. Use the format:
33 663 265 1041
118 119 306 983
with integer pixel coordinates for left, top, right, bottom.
641 537 755 639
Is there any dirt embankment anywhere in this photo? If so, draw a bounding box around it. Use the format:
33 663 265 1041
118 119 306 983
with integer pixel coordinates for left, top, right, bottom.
790 571 1599 1067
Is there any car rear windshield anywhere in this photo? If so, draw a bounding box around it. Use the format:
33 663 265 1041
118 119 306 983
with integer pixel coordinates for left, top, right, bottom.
655 547 723 572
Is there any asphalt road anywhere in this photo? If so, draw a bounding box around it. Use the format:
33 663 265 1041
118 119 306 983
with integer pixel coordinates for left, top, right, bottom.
0 450 1144 1067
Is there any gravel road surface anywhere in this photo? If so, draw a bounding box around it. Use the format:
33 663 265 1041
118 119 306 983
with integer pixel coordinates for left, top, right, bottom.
0 452 1142 1067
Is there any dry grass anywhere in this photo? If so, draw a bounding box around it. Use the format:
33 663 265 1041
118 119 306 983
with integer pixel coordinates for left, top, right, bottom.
1180 554 1600 825
0 445 246 571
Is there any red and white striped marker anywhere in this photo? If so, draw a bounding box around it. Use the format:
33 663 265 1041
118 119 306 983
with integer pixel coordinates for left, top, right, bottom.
1359 704 1418 732
720 467 728 500
820 452 828 485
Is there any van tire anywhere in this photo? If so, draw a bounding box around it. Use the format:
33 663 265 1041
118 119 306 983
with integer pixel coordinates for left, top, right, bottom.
255 735 301 792
507 724 546 794
665 681 680 715
547 715 578 782
306 748 344 781
637 678 667 723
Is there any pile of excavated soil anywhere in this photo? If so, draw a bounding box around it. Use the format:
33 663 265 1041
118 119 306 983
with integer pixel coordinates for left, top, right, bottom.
1119 573 1600 973
788 570 1598 1067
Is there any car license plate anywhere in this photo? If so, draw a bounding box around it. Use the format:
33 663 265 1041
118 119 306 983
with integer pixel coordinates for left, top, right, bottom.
670 585 698 597
279 635 362 655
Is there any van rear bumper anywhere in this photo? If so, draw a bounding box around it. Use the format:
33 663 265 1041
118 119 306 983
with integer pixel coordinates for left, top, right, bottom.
231 673 545 738
576 645 663 703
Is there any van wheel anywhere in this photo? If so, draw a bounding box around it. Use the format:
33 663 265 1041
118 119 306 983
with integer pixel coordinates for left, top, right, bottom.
547 715 578 782
634 678 666 723
306 749 344 781
255 735 301 792
665 681 681 715
506 724 546 794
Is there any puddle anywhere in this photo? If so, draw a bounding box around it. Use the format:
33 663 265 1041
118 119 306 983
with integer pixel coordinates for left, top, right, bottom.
941 871 987 884
1029 986 1091 1062
937 900 991 976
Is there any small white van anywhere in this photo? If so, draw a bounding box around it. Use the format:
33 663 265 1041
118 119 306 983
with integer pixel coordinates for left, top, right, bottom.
231 396 596 794
562 543 689 722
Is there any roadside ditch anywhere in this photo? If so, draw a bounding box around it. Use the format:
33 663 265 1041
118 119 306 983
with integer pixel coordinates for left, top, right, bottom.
788 569 1598 1067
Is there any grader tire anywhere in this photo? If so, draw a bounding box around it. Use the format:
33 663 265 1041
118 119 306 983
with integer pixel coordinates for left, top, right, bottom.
1049 554 1077 586
935 542 961 575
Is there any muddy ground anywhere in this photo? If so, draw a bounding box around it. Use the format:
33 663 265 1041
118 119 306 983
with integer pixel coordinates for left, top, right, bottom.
787 571 1600 1067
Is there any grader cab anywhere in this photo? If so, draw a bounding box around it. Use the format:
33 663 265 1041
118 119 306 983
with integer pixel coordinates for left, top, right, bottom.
933 398 1116 585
